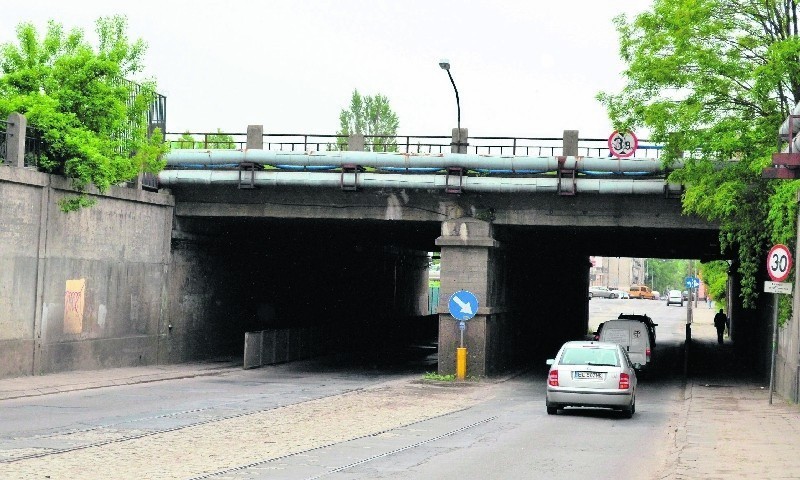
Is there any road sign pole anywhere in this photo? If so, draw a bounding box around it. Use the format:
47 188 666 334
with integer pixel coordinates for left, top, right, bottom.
769 293 779 404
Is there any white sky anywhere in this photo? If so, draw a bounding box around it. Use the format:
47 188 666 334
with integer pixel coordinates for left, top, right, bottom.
2 1 653 138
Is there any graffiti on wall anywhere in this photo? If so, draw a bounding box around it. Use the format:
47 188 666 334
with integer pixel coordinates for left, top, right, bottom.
64 279 86 334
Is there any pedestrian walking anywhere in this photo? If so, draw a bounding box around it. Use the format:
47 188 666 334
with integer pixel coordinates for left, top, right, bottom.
713 308 728 344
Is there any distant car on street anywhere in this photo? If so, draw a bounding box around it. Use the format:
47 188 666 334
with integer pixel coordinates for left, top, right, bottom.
667 289 684 306
629 284 655 300
589 286 618 299
546 340 637 418
610 288 630 299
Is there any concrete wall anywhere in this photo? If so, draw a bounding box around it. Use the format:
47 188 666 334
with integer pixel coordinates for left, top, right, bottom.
775 209 800 402
0 165 174 378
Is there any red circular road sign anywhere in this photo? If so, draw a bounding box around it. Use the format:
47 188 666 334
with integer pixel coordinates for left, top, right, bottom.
608 130 639 158
767 244 793 282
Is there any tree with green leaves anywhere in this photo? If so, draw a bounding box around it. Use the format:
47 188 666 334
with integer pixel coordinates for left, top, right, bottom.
170 130 236 149
336 89 399 152
598 0 800 312
700 260 730 301
0 16 167 211
645 259 688 294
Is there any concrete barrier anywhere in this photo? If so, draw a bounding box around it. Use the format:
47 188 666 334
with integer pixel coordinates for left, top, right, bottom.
243 327 323 369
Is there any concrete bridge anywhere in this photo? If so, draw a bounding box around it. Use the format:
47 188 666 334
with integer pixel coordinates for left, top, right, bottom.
155 127 723 376
3 120 749 384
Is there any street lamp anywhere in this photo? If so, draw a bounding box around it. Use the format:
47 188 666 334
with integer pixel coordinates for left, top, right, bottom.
439 59 462 151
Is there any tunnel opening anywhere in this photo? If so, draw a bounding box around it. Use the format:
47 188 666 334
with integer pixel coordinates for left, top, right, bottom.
168 216 443 373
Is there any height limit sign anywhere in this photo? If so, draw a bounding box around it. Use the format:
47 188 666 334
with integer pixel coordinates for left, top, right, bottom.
767 244 793 282
608 130 638 158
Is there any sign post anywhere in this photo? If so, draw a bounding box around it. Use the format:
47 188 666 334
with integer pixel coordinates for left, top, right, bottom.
766 244 793 404
448 290 478 380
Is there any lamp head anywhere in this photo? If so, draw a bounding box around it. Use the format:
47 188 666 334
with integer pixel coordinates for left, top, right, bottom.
438 59 450 71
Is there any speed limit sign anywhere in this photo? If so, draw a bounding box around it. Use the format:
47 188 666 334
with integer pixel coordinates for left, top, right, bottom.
767 244 793 282
608 130 638 158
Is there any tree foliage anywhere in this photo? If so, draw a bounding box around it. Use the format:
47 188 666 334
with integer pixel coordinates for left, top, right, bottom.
700 260 730 301
0 16 167 211
645 259 688 294
170 130 236 149
598 0 800 309
336 89 399 152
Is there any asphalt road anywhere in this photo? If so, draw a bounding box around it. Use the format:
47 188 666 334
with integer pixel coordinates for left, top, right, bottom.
0 298 694 479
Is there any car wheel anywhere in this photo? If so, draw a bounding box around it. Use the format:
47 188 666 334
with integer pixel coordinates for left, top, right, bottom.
588 292 593 299
547 406 558 415
622 397 635 418
609 293 617 299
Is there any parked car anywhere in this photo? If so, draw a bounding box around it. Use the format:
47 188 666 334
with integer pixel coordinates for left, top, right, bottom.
652 290 660 300
682 290 689 301
667 289 684 306
546 340 637 418
595 319 653 370
629 284 655 300
610 288 630 299
589 286 617 299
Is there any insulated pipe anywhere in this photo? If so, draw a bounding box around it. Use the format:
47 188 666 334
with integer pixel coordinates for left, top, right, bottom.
165 149 672 174
157 170 681 195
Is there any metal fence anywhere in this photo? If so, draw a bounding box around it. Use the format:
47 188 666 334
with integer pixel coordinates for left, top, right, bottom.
1 119 43 167
164 132 662 159
23 124 42 167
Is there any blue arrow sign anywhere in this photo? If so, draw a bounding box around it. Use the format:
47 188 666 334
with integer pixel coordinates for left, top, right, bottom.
449 290 478 321
684 277 700 289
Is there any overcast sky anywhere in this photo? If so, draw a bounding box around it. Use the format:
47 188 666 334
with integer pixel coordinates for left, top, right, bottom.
2 1 654 139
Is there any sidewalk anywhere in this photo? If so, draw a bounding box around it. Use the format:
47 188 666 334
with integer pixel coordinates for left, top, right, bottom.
661 305 800 479
0 360 239 401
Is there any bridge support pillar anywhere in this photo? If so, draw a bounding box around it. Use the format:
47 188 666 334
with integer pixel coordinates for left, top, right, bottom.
435 217 508 377
247 125 263 150
5 112 27 167
451 128 468 154
347 134 365 151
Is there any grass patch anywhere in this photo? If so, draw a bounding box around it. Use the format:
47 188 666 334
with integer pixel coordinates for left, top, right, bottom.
423 371 456 381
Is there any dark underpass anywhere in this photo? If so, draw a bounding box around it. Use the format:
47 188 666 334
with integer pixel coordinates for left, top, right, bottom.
166 209 765 379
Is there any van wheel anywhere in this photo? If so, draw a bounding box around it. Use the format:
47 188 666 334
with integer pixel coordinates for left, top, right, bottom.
547 406 558 415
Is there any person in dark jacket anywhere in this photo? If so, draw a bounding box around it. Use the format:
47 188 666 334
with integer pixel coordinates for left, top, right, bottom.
713 309 728 344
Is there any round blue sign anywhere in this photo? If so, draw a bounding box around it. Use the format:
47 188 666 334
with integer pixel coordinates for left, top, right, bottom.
449 290 478 321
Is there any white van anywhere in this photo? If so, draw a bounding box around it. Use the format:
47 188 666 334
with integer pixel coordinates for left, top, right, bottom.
597 319 652 369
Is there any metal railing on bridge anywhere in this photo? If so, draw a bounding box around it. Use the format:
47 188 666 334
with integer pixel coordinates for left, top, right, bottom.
164 132 663 159
1 118 43 168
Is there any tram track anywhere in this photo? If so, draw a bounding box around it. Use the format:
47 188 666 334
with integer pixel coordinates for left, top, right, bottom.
0 386 367 464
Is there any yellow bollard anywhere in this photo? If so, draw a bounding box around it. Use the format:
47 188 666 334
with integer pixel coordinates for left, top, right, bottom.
456 347 467 380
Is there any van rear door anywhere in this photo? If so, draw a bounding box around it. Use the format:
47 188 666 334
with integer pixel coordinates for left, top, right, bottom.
601 323 647 366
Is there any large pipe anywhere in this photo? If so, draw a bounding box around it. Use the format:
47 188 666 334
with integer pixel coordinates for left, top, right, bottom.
165 149 672 174
157 170 681 195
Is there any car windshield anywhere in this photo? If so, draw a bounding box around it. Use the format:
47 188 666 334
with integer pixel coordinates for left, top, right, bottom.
559 347 619 366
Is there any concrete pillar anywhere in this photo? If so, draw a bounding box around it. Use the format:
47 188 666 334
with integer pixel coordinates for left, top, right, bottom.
563 130 579 156
451 128 468 154
435 217 505 377
5 112 27 167
247 125 264 150
347 133 364 151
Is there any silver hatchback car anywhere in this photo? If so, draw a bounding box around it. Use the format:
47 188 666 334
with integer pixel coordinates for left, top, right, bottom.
546 341 637 418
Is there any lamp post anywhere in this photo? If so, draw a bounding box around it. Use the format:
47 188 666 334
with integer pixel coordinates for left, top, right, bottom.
439 59 462 152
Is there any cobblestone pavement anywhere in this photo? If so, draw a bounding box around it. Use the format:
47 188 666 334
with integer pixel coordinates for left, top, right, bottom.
0 375 492 479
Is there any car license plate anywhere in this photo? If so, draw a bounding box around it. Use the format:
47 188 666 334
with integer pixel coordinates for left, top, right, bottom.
574 371 604 380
